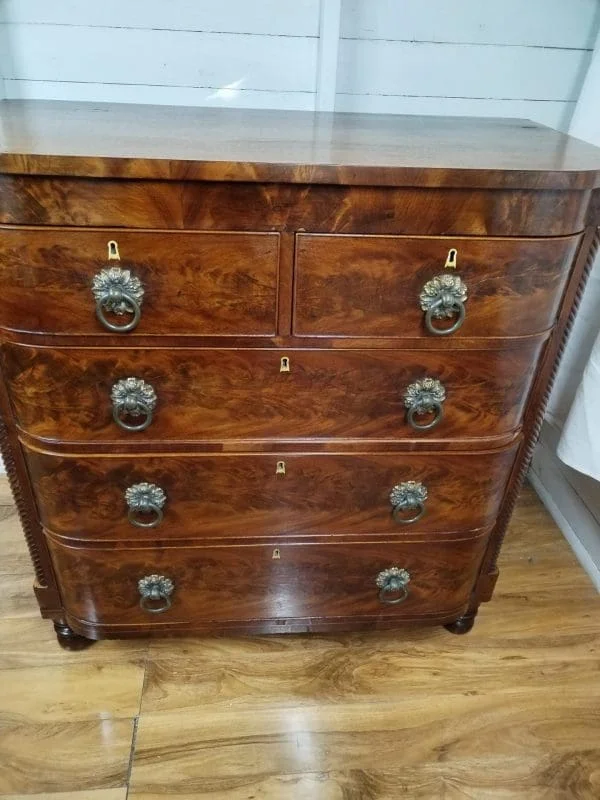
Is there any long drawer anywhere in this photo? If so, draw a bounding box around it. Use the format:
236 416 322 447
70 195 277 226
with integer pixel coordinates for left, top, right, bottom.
0 228 280 336
294 233 580 338
0 177 590 237
47 534 489 626
3 343 543 443
26 445 517 540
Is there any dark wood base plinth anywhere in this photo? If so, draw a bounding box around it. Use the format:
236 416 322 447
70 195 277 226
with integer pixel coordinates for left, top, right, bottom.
53 621 95 651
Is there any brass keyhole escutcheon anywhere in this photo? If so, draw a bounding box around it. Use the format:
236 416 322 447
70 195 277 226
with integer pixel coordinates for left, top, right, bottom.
272 548 281 560
276 461 286 476
280 356 290 373
444 248 458 269
107 240 121 260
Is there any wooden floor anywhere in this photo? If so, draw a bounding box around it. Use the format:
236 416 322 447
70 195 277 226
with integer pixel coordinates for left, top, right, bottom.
0 481 598 800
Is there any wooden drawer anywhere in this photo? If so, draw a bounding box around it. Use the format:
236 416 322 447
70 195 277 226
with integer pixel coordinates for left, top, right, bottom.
4 343 543 444
0 177 591 238
0 227 279 336
47 534 489 626
294 234 580 338
26 445 517 540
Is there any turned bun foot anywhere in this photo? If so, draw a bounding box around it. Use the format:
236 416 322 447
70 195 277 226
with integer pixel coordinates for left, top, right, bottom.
53 622 95 651
444 612 477 635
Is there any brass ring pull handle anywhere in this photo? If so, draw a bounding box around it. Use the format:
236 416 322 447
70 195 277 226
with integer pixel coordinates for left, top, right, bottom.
92 267 144 333
404 378 446 431
111 377 157 432
419 274 468 336
392 500 425 525
408 402 442 430
125 482 166 528
389 481 428 525
96 294 141 332
376 567 411 605
138 574 174 614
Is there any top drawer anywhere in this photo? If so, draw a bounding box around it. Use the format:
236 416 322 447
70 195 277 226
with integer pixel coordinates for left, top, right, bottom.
294 234 580 338
0 228 279 337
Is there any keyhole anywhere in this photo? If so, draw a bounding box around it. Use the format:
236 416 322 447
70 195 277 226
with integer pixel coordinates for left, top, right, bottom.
272 548 281 560
107 240 120 261
276 461 286 476
280 356 290 373
444 248 458 269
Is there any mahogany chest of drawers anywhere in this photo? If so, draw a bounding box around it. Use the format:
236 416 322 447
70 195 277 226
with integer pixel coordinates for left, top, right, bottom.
1 101 599 649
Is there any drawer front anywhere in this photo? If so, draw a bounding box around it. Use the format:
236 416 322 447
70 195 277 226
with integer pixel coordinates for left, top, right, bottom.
47 535 488 625
26 446 517 540
4 344 542 443
294 234 580 338
0 228 279 336
0 177 590 237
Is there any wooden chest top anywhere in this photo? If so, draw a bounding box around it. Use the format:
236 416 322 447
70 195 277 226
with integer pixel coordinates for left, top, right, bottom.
2 100 600 189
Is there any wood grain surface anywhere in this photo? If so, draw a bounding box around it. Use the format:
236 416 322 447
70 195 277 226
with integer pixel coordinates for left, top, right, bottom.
2 101 600 189
0 228 279 336
3 344 542 444
295 233 581 337
46 533 488 629
25 445 518 541
0 178 591 237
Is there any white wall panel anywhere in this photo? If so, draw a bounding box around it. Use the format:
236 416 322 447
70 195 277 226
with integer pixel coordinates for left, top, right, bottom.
1 81 315 110
2 0 320 37
341 0 600 49
1 25 317 93
315 0 342 110
1 2 597 118
337 39 591 102
336 0 598 130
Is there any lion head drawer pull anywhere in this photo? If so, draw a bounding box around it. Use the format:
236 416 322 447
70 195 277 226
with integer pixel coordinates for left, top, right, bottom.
138 574 174 614
419 274 468 335
125 482 166 528
376 567 411 605
389 481 428 525
111 377 157 432
403 377 446 431
91 267 144 333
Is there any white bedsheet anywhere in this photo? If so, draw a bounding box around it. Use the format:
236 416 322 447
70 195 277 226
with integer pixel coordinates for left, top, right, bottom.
556 40 600 484
558 325 600 482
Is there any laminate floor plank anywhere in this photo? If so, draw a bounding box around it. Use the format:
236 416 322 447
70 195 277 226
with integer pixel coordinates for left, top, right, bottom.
0 617 148 670
0 661 145 723
128 696 600 798
0 572 41 619
0 719 135 795
139 626 600 713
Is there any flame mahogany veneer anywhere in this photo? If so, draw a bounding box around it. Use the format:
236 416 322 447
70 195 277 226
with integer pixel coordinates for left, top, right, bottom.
0 101 599 648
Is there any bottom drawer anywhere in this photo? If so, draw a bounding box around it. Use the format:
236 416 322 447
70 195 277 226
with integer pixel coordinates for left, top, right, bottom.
47 534 488 627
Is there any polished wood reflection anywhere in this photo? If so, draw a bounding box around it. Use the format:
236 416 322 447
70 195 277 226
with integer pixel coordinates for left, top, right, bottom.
1 481 599 798
2 101 600 190
294 233 580 338
0 178 591 237
46 534 488 632
4 343 543 443
0 228 280 337
27 446 517 541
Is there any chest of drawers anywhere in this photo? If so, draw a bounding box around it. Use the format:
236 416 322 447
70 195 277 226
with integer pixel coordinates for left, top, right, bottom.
1 101 599 649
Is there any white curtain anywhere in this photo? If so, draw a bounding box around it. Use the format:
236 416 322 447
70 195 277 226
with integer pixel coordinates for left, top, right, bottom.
557 39 600 482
